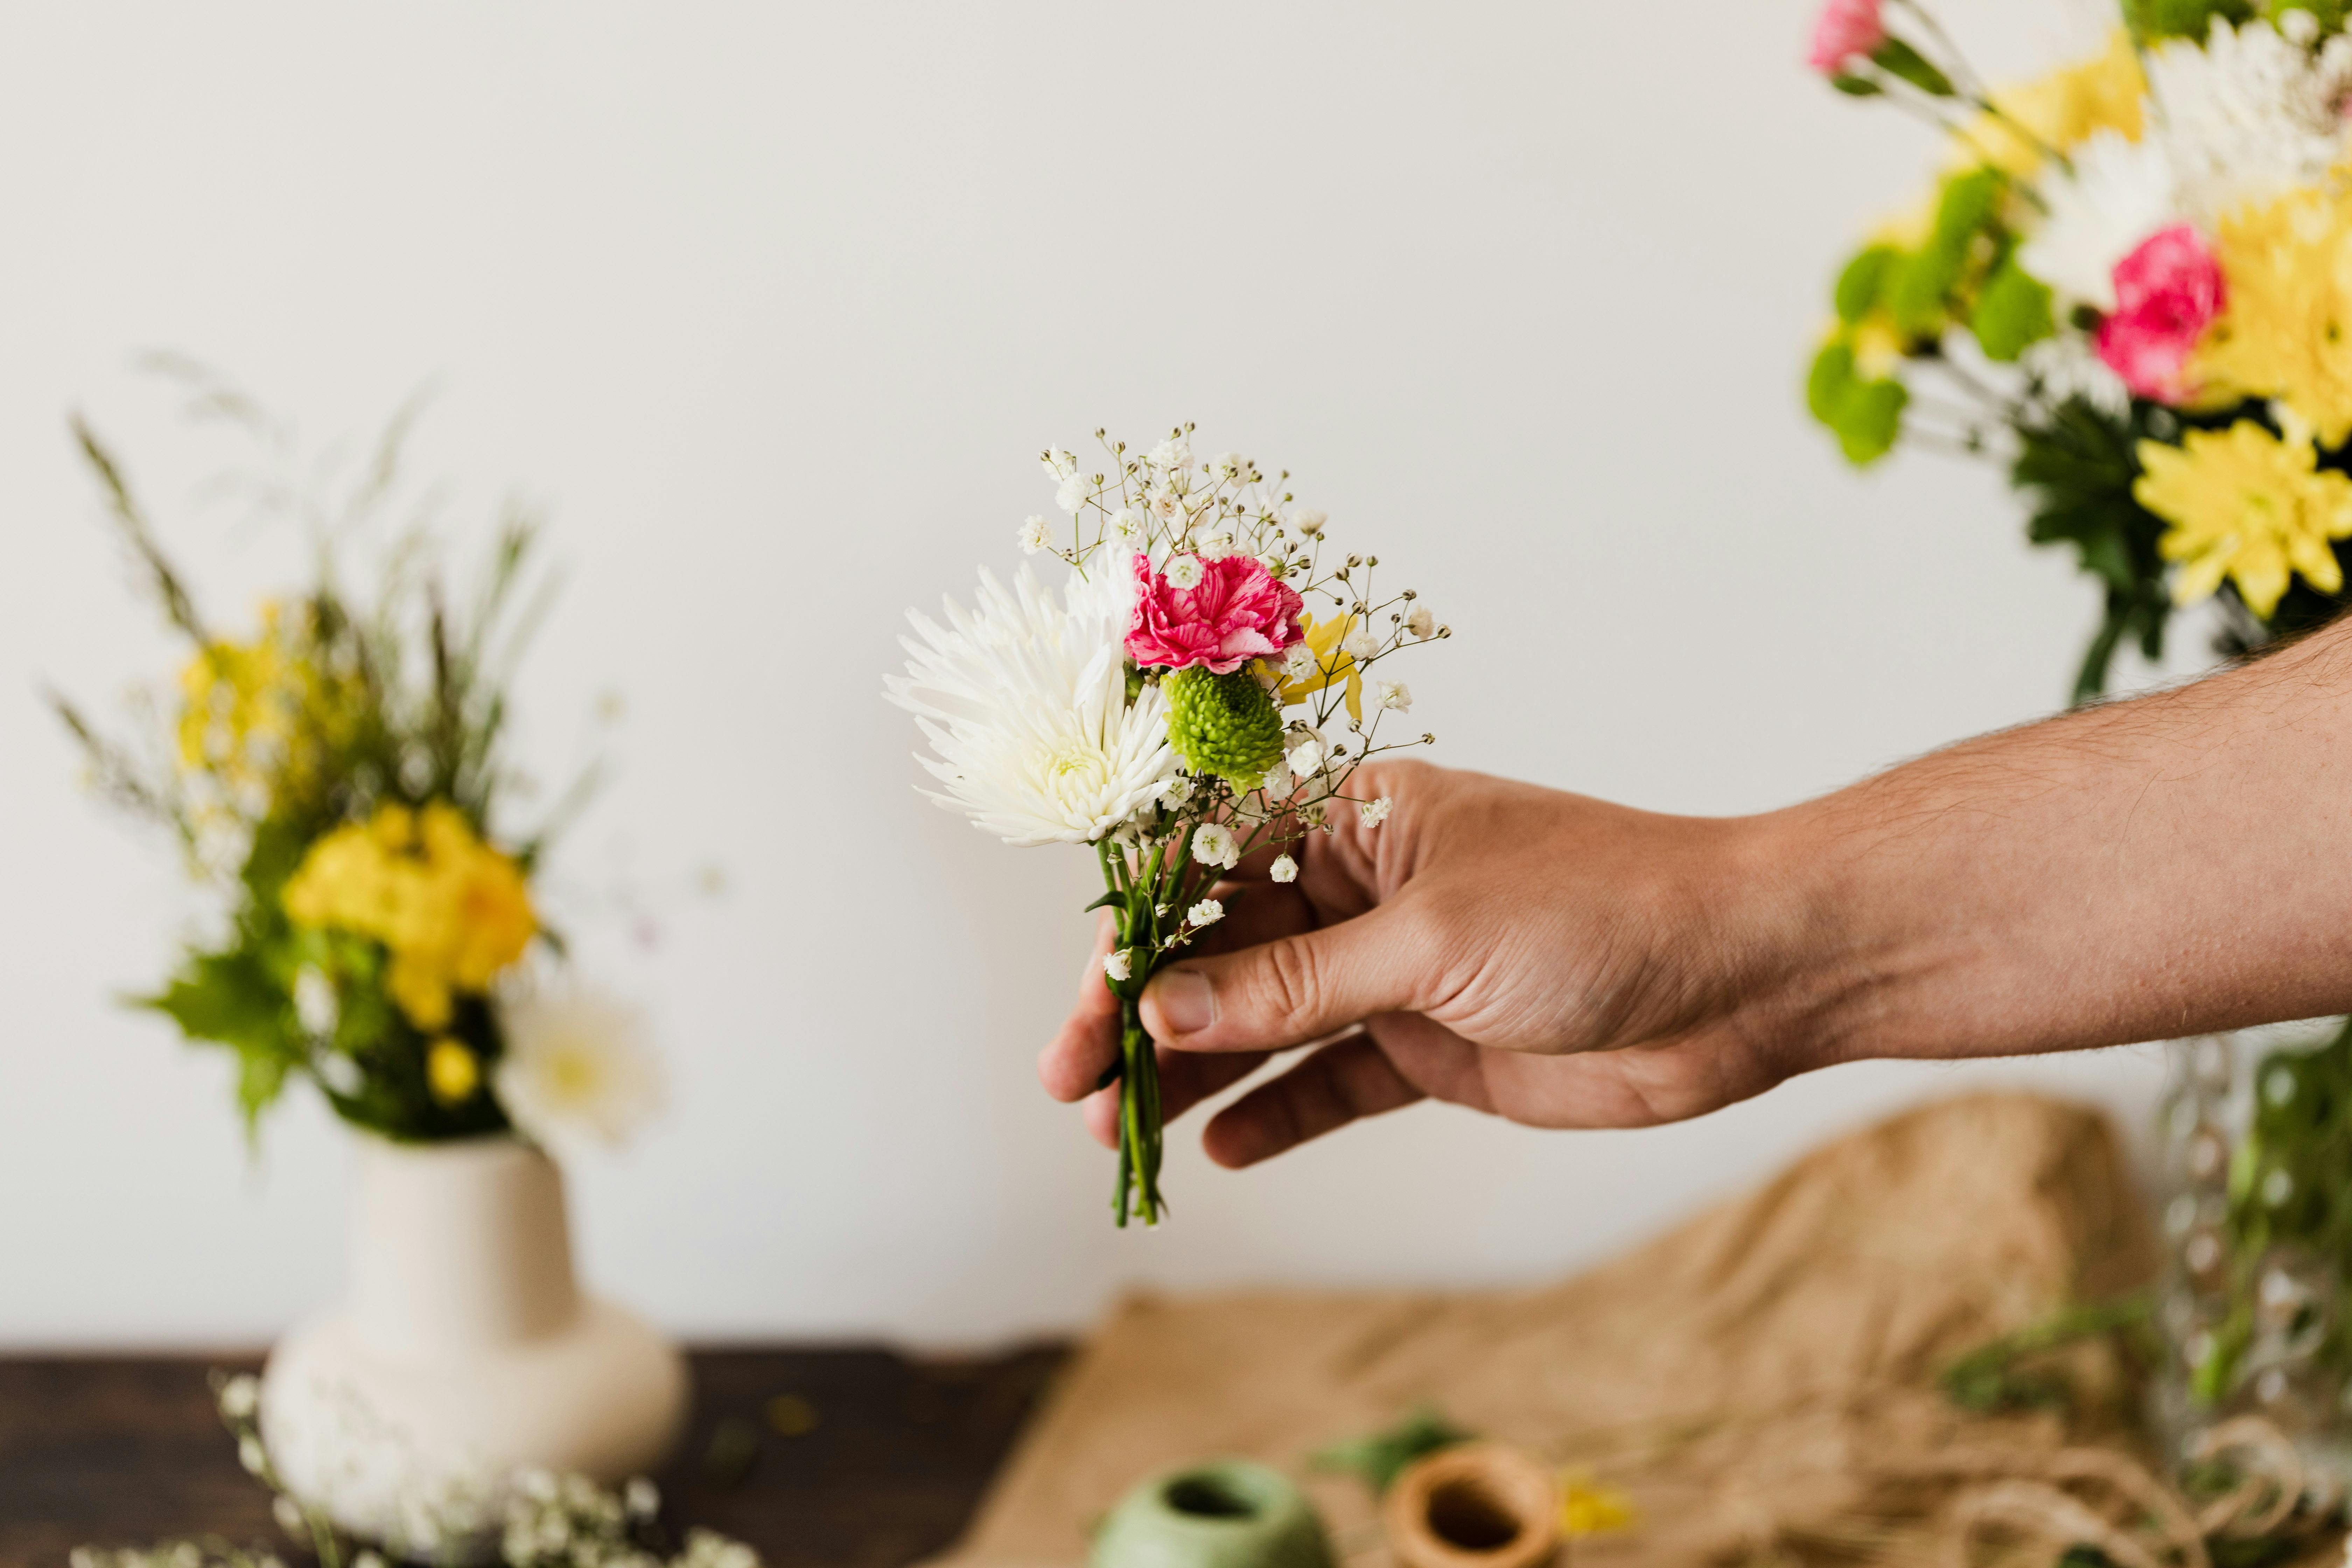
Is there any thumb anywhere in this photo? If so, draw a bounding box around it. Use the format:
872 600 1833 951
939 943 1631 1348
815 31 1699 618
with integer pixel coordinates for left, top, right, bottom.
1141 902 1427 1054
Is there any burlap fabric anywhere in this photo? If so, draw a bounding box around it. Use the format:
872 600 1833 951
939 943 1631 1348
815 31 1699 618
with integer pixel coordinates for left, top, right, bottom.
936 1093 2178 1568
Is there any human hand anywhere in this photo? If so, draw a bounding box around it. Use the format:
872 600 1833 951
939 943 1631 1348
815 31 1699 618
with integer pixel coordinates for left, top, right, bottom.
1036 760 1822 1169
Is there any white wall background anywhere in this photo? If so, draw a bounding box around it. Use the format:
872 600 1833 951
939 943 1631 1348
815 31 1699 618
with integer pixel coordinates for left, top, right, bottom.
0 0 2197 1350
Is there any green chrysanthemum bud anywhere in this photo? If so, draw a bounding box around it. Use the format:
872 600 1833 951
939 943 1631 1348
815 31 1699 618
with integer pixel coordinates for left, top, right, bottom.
1164 665 1286 789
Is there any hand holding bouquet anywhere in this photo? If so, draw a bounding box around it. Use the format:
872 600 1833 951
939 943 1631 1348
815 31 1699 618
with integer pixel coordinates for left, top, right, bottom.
888 427 1447 1225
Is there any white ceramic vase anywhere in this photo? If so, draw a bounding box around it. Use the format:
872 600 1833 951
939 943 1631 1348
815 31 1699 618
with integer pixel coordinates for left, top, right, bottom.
260 1136 689 1556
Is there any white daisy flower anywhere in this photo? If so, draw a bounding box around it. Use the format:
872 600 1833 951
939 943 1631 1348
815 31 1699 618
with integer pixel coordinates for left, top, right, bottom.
1359 796 1392 829
1041 448 1078 481
1192 822 1240 869
1269 853 1298 883
1017 516 1052 554
1188 898 1225 926
1377 679 1412 712
1055 473 1089 513
1406 605 1436 640
1164 553 1206 590
2018 130 2180 310
1290 507 1326 536
494 982 665 1150
888 564 1176 845
1103 948 1134 982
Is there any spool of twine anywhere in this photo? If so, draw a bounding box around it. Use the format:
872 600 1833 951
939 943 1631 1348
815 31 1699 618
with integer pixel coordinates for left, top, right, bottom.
1383 1444 1562 1568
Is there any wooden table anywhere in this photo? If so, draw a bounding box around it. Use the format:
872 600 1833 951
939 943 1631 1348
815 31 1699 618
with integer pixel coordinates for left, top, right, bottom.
0 1347 1069 1568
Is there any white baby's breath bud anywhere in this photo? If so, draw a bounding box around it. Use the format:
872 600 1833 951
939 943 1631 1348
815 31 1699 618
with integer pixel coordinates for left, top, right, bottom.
1258 552 1285 576
1377 680 1412 713
293 969 336 1036
625 1477 661 1519
1164 553 1206 590
1109 507 1144 543
1213 452 1244 479
1103 948 1134 982
353 1553 388 1568
1270 853 1298 883
1281 643 1318 682
1287 739 1324 777
1149 486 1183 523
1017 516 1051 554
1342 625 1379 662
238 1434 269 1475
1359 796 1393 829
1158 774 1194 806
1406 605 1437 640
1147 436 1190 471
1042 448 1078 481
317 1050 362 1096
1188 898 1225 927
1196 532 1233 560
273 1495 307 1535
1291 507 1326 537
218 1373 261 1420
1055 473 1088 513
1192 822 1240 869
1259 762 1293 799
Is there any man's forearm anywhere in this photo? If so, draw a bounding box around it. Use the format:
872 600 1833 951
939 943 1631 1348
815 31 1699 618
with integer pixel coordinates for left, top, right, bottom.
1752 616 2352 1066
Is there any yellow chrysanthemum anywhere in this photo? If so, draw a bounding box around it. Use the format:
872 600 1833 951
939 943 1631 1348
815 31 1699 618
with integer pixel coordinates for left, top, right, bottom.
2135 421 2352 617
2196 184 2352 448
1956 29 2146 177
175 598 359 807
1559 1469 1639 1538
425 1037 481 1105
283 800 537 1031
1275 612 1364 722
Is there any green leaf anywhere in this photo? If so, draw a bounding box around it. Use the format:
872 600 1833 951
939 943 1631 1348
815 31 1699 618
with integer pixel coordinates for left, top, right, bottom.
1806 341 1858 427
2126 0 2253 41
1970 255 2054 363
1082 889 1125 914
1891 168 2005 336
1834 378 1909 465
1834 245 1900 326
1830 71 1885 96
1310 1406 1475 1496
142 949 288 1056
1870 37 1955 97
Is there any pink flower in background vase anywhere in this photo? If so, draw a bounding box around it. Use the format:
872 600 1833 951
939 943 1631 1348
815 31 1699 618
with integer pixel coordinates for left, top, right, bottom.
2095 225 2225 402
1807 0 1886 75
1126 551 1304 674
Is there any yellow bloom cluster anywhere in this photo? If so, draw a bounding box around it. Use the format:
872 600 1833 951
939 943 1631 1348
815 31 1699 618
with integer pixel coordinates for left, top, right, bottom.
1559 1469 1638 1538
2197 182 2352 448
2136 421 2352 617
177 601 303 790
1960 29 2145 177
282 802 538 1031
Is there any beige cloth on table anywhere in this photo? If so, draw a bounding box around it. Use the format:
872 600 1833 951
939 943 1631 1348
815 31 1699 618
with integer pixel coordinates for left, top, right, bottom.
935 1092 2173 1568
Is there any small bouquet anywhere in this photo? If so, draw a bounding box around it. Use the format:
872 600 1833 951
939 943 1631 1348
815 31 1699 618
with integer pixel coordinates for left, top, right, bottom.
888 427 1446 1226
52 384 659 1150
1804 0 2352 699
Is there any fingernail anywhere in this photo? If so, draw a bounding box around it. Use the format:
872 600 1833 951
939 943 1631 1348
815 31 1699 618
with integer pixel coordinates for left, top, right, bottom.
1147 969 1215 1034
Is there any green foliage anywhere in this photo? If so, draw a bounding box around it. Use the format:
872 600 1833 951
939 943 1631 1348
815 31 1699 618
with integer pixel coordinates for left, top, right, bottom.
1807 341 1909 466
1310 1406 1474 1496
2267 0 2352 35
1892 168 2006 338
1970 254 2055 363
1834 245 1901 326
1830 71 1885 97
1869 37 1955 97
2126 0 2254 40
1939 1294 2154 1413
1164 665 1287 789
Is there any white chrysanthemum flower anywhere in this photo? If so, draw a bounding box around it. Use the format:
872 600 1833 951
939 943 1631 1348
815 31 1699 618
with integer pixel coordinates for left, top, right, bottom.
1103 948 1134 982
1165 553 1206 590
1259 761 1293 799
1269 853 1298 883
1281 643 1318 682
1109 507 1144 543
1055 473 1088 513
1146 436 1190 472
1290 507 1326 536
1042 448 1078 481
1188 898 1224 926
2019 130 2180 310
1342 625 1379 661
494 983 665 1150
1377 679 1412 712
1149 486 1183 523
888 564 1177 845
1359 796 1393 829
1017 516 1051 554
1196 532 1233 560
1287 737 1324 777
1192 822 1240 869
2144 20 2352 225
1406 605 1436 640
2021 334 2132 418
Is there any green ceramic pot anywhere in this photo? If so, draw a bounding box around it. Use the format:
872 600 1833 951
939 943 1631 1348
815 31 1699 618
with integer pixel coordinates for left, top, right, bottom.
1090 1459 1335 1568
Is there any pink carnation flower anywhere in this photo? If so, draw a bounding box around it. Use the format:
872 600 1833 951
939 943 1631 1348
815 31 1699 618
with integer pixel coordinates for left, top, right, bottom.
2095 225 2225 402
1125 552 1304 674
1807 0 1886 75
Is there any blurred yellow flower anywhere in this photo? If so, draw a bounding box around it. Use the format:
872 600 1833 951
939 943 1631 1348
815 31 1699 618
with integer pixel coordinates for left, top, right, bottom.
425 1037 480 1105
1559 1469 1638 1537
283 800 537 1030
2136 420 2352 617
175 598 359 809
1958 29 2144 177
2197 184 2352 449
1276 613 1364 722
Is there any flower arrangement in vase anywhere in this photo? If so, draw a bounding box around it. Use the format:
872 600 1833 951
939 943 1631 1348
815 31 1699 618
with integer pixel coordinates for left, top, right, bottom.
51 371 683 1554
888 426 1446 1226
1804 0 2352 1472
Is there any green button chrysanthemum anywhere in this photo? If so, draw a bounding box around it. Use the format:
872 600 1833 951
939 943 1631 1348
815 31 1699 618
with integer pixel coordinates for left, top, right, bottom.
1163 665 1286 790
